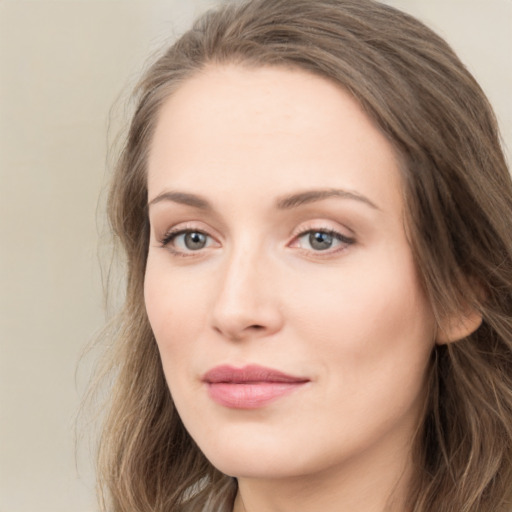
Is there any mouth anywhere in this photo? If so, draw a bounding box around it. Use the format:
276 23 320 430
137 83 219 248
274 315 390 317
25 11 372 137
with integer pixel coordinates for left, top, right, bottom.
202 364 310 409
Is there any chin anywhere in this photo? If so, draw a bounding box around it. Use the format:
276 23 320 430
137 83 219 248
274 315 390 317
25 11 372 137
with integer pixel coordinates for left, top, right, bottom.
192 428 328 480
208 453 302 480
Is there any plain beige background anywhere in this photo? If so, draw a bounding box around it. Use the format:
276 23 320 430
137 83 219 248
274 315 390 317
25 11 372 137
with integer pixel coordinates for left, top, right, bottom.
0 1 510 511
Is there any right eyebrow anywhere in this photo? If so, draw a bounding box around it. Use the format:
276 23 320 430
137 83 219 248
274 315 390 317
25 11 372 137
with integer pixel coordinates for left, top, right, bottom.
148 191 212 210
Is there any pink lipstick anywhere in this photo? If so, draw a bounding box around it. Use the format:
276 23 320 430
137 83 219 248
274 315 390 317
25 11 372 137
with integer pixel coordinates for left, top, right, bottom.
202 364 309 409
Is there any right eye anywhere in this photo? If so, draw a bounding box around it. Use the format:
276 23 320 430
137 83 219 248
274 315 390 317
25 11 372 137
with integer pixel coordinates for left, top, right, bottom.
161 229 217 254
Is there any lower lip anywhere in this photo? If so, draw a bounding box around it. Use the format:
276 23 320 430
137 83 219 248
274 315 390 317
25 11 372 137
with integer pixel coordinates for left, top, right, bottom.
206 382 307 409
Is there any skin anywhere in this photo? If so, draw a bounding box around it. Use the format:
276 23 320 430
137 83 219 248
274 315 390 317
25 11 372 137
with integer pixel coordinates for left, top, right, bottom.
144 65 438 512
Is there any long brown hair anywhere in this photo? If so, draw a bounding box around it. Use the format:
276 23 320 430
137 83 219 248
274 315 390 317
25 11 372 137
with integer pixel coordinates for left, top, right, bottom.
96 1 512 510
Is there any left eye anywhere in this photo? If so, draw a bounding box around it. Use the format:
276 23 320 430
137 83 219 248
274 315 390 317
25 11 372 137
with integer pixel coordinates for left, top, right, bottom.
295 230 352 251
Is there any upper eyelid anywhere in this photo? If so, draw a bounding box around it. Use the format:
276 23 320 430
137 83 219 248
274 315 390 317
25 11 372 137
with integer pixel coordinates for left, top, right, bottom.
155 219 355 240
291 228 354 248
295 229 353 242
290 219 355 239
156 220 217 239
160 226 216 245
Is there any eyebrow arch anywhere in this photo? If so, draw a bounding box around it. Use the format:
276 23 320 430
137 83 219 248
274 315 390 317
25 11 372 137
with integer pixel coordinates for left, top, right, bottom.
148 191 213 210
148 188 379 212
276 188 379 210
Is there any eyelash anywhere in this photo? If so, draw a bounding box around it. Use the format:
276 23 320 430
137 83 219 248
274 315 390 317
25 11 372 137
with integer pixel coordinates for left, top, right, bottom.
292 227 355 255
158 225 355 257
159 226 213 257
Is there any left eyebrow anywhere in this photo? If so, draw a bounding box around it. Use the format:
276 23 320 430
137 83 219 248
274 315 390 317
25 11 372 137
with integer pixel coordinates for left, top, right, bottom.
276 188 380 210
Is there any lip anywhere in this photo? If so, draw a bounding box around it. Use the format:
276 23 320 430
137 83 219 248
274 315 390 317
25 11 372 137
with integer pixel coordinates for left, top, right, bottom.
202 364 309 409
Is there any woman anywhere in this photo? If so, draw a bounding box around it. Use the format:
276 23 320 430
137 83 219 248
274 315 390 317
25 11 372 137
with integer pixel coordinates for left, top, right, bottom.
96 0 512 510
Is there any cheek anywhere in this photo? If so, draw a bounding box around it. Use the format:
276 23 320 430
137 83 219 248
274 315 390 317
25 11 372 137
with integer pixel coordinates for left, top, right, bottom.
287 247 435 393
144 260 206 366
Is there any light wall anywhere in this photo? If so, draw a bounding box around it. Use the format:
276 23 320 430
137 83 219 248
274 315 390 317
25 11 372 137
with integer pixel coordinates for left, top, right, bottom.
0 1 510 511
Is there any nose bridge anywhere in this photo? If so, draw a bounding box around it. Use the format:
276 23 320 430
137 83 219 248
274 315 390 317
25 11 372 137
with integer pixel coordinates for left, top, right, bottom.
211 234 282 339
217 234 268 312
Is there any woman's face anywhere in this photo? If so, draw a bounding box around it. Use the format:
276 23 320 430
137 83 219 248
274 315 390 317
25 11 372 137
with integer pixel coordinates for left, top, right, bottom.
145 65 436 481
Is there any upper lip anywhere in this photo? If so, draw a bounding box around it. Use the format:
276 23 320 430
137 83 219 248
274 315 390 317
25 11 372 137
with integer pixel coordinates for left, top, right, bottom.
203 364 309 384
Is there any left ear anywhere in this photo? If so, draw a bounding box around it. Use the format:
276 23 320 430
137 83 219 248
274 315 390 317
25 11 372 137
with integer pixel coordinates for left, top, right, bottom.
436 306 483 345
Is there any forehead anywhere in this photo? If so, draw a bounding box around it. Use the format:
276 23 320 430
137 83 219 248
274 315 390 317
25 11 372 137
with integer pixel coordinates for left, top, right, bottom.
147 64 403 213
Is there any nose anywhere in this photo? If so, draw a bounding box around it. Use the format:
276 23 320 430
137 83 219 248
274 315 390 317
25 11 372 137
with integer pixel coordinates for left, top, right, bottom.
210 245 284 342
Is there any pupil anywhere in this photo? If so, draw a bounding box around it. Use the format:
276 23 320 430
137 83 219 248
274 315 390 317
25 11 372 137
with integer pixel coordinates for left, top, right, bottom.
309 231 333 250
185 232 206 250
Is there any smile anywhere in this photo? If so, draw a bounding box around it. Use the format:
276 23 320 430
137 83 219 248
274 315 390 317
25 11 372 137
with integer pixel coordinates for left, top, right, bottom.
202 364 310 409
